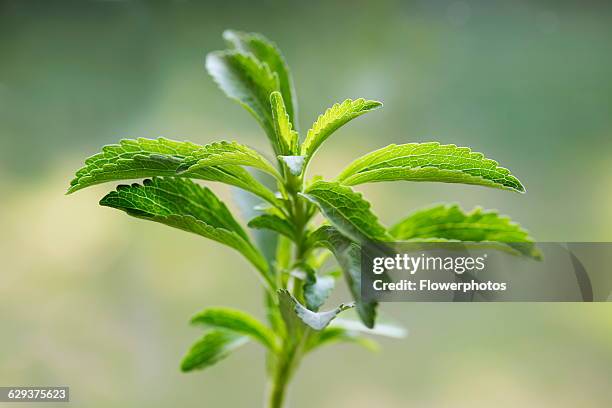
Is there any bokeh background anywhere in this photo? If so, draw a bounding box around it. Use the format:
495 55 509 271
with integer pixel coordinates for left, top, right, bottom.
1 0 612 407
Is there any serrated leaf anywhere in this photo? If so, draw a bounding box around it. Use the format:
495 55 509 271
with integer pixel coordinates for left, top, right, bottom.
180 330 248 372
306 327 379 353
337 142 525 193
278 155 305 176
224 30 298 130
68 137 278 205
307 226 377 328
248 214 295 240
178 140 280 180
190 307 278 352
206 51 280 152
99 177 272 286
301 99 382 160
300 180 390 243
390 203 540 259
278 289 353 331
270 92 299 155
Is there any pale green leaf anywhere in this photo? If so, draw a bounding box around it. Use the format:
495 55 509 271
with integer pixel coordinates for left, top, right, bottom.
248 214 295 240
206 51 280 151
304 272 335 312
337 142 525 193
224 30 297 129
270 92 299 155
390 203 539 259
331 314 407 339
178 140 281 180
278 289 307 339
232 170 281 267
306 327 379 353
300 180 390 243
68 137 278 205
278 289 353 331
277 155 305 176
99 177 272 285
190 307 278 352
307 226 378 328
180 330 248 372
301 99 382 160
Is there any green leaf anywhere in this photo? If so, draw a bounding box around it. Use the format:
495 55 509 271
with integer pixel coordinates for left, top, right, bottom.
331 314 407 339
307 312 407 352
180 330 248 372
337 142 525 193
303 268 335 312
306 326 380 352
224 30 298 129
190 307 278 352
300 180 390 243
307 226 378 328
278 289 306 338
248 214 295 240
99 177 272 286
178 141 281 180
390 203 539 259
270 92 299 155
304 275 335 312
278 289 353 331
278 155 305 176
206 51 280 152
301 99 382 160
68 137 278 205
306 327 379 353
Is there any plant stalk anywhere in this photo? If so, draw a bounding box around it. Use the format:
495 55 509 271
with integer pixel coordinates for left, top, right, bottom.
265 349 294 408
264 166 310 408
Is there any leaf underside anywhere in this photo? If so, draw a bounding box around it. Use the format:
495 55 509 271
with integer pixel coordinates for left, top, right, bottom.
248 214 295 240
99 177 270 278
278 289 353 332
337 142 525 193
306 327 379 353
391 203 540 259
308 226 378 328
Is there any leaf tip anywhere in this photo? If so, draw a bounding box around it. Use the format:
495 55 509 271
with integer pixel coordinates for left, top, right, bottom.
368 100 383 110
270 90 282 102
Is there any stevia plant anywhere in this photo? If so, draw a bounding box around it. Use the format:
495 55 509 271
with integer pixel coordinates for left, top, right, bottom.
68 30 536 408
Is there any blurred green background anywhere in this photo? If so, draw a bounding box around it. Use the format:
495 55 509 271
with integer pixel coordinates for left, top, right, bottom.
1 0 611 407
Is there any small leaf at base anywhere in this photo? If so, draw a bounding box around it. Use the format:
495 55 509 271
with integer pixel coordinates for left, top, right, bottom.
180 330 248 372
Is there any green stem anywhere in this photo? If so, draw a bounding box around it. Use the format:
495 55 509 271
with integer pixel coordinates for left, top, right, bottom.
266 349 295 408
265 165 310 408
